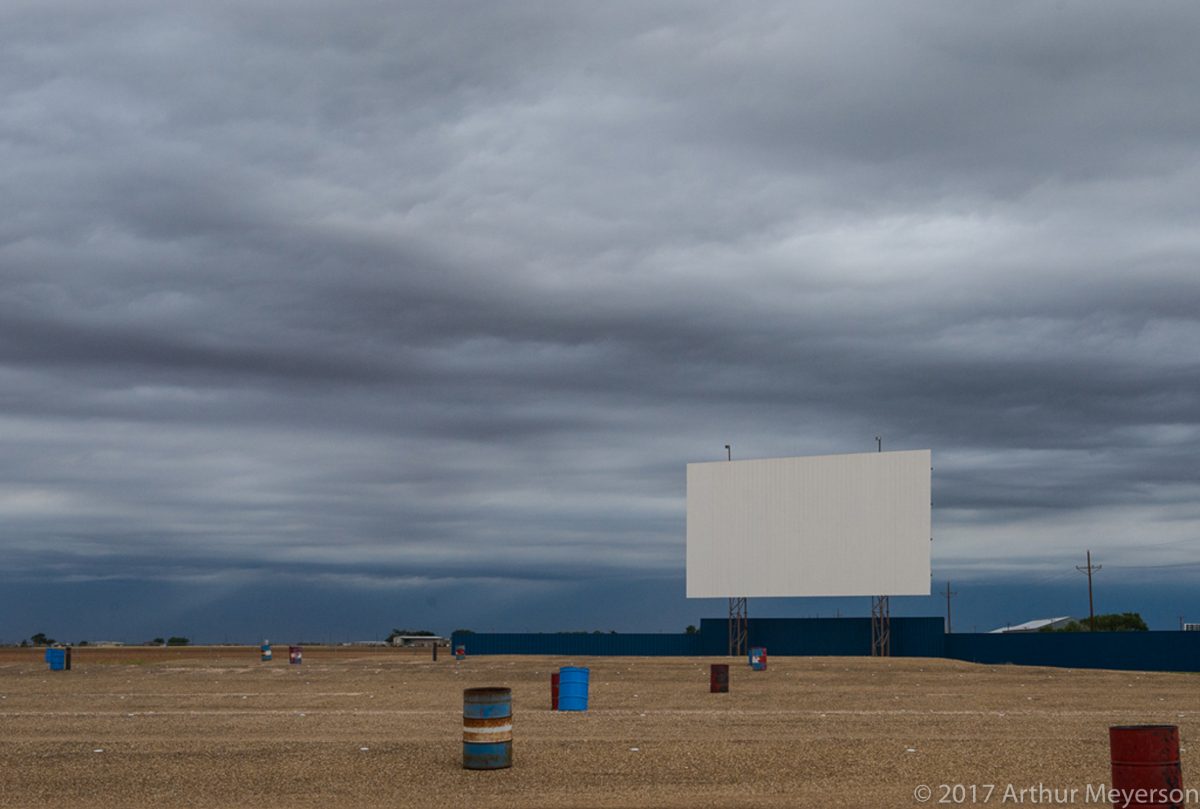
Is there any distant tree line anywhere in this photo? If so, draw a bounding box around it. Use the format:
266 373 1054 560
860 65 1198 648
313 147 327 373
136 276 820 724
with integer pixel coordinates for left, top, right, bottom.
15 633 191 647
386 628 436 643
1039 613 1148 632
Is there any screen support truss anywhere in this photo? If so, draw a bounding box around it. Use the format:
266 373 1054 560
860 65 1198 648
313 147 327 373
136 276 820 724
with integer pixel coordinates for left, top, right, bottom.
728 597 747 657
871 595 890 656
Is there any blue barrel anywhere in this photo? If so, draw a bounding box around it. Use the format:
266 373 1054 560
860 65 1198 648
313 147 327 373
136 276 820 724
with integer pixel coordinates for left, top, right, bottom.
463 687 512 770
749 647 767 671
558 666 590 711
46 648 66 671
260 640 272 662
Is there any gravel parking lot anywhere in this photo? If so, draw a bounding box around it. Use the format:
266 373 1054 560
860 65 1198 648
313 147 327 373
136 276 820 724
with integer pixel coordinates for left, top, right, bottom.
1 646 1197 808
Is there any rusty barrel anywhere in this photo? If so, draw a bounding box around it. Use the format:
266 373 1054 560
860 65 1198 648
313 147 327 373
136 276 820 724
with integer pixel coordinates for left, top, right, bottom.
1110 725 1183 808
463 687 512 770
710 663 729 693
288 645 302 665
551 672 560 710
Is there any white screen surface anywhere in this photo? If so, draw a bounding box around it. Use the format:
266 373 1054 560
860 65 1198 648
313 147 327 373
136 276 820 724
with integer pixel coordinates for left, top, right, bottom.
686 450 931 598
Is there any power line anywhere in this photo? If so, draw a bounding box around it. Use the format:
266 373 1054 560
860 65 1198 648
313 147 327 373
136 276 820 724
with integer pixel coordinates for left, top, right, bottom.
1027 568 1083 584
1107 560 1200 570
1120 536 1200 551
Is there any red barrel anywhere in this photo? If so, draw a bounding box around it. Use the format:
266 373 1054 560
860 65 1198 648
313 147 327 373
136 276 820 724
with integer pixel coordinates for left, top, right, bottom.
710 663 729 693
1110 725 1183 809
551 672 560 710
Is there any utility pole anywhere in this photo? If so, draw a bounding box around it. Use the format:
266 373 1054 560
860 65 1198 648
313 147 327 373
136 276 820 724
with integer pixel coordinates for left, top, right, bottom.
1075 550 1102 632
940 580 958 634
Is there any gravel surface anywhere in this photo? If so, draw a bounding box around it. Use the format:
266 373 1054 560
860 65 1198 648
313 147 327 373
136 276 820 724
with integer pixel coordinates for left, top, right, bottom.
2 646 1198 808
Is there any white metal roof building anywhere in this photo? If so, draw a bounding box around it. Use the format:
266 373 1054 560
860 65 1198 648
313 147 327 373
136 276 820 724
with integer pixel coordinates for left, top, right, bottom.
989 617 1074 633
389 635 447 647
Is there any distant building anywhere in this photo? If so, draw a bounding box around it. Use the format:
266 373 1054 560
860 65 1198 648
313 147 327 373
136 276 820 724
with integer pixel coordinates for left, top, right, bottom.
1183 623 1200 632
341 641 391 647
389 635 447 648
990 617 1075 634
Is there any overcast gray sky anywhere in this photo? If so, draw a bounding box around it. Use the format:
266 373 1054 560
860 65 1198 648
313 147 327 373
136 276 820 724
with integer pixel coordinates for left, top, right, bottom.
3 2 1199 640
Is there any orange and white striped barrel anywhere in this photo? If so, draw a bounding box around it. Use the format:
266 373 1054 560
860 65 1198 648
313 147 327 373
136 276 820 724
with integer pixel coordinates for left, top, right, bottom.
463 687 512 769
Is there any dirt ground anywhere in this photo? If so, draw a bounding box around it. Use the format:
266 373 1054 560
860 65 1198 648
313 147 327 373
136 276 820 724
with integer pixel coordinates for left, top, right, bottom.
1 646 1197 808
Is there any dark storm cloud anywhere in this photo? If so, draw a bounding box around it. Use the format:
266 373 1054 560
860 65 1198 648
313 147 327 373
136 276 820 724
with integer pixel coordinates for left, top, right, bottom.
2 1 1200 636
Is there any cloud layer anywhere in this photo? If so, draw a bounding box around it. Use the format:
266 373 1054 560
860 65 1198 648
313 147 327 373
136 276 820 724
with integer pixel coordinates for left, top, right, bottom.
3 2 1199 636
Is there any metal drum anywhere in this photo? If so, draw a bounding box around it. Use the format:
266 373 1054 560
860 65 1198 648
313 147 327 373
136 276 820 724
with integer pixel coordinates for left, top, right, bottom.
749 647 767 671
551 672 560 710
260 640 272 662
288 645 302 665
455 645 466 661
710 663 729 693
45 648 66 672
1110 725 1183 808
558 666 589 711
463 687 513 770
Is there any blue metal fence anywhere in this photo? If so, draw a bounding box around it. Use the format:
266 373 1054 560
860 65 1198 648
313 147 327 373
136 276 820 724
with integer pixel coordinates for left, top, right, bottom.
449 632 703 656
944 631 1200 673
698 617 945 657
450 621 1200 672
452 617 944 658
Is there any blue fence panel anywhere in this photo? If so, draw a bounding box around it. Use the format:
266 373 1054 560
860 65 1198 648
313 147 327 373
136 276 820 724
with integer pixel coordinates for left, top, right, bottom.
453 618 946 657
945 631 1200 673
749 618 872 656
449 632 704 656
451 622 1200 671
700 617 944 657
697 620 728 656
891 617 947 658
